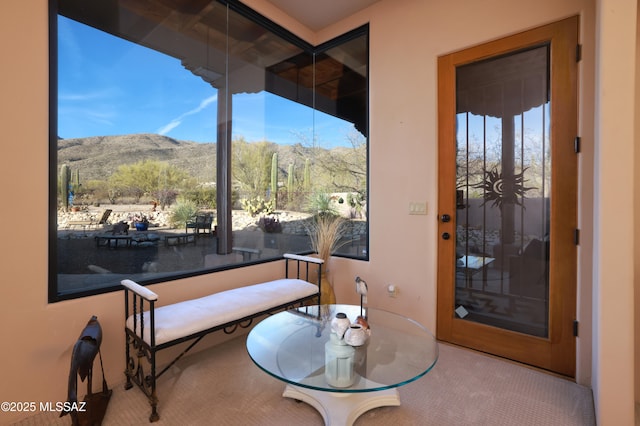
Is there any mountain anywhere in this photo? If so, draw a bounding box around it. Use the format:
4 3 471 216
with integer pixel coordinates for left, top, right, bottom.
57 134 217 182
56 133 363 192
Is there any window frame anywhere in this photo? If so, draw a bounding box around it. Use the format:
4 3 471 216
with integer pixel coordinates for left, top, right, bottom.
48 0 369 303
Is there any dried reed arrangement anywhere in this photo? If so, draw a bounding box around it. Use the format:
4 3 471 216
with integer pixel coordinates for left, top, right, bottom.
307 214 349 263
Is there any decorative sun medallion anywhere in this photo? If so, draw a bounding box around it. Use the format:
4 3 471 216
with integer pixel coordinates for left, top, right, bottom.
474 167 535 210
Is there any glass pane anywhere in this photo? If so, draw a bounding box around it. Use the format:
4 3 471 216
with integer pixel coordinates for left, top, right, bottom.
54 1 368 299
226 21 368 262
315 35 369 258
454 46 550 337
56 9 223 295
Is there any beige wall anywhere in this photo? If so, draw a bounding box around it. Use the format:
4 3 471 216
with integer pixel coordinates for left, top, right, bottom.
593 0 637 423
0 0 635 424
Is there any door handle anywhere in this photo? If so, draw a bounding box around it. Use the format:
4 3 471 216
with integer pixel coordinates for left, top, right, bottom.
440 214 451 223
442 232 451 240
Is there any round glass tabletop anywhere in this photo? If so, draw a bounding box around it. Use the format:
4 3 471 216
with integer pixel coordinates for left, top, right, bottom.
246 304 438 393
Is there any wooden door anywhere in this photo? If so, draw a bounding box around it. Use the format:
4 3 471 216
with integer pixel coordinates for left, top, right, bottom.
436 16 578 376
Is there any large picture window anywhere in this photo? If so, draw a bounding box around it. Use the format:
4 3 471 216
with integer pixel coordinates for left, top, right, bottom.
50 0 368 301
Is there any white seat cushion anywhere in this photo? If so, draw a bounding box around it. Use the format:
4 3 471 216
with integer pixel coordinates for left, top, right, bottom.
126 278 318 346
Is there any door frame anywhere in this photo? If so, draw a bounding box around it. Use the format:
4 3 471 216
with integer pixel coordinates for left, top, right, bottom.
436 16 579 377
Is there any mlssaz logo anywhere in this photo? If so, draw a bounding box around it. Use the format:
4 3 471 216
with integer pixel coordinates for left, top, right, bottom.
41 401 87 412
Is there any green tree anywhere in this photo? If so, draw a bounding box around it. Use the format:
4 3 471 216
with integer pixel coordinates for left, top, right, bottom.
81 179 109 205
109 160 192 203
182 186 217 209
290 130 367 196
232 138 277 199
318 130 367 194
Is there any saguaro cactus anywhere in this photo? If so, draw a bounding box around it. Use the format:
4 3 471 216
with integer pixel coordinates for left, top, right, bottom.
72 169 80 192
287 163 294 201
60 164 71 211
303 158 311 192
270 152 278 208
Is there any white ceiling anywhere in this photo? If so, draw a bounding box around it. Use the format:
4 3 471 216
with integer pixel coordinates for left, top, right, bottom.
264 0 382 31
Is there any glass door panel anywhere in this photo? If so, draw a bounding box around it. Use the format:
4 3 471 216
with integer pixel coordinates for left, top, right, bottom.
454 45 551 338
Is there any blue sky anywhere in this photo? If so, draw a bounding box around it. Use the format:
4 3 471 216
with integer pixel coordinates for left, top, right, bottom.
57 16 357 147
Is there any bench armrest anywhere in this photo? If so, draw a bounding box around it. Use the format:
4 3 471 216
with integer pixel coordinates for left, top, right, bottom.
283 254 323 306
122 279 158 301
283 253 324 264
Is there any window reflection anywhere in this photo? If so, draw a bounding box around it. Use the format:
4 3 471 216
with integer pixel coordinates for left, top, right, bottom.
454 45 550 337
53 1 368 300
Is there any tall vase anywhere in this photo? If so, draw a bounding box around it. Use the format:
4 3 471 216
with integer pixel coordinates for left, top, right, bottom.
320 271 336 305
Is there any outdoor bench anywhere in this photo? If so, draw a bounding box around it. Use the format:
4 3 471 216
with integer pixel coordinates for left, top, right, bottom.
163 233 196 246
121 253 323 422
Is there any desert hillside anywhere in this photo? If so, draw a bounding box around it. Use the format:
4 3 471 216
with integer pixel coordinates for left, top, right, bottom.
57 134 217 182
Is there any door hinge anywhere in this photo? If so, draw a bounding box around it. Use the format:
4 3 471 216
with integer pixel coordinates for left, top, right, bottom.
576 44 582 62
574 229 580 245
574 136 581 153
573 320 579 337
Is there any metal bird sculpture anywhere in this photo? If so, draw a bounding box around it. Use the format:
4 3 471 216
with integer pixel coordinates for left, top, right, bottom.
61 316 102 418
61 315 111 424
355 276 368 317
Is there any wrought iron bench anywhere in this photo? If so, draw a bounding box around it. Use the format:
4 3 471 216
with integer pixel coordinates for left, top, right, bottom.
121 253 323 422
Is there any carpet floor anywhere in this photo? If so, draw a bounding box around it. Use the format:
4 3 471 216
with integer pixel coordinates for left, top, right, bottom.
15 336 595 425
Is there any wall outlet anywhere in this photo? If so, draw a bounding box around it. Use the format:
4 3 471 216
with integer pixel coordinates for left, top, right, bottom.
387 284 398 297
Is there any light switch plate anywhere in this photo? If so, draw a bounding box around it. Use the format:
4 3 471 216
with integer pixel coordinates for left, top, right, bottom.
409 201 427 215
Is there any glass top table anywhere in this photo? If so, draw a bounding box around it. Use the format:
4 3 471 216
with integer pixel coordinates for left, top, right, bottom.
246 304 438 425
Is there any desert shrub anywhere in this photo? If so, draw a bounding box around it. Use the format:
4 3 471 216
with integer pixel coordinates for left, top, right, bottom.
306 191 339 217
182 187 217 209
169 197 198 228
258 215 282 233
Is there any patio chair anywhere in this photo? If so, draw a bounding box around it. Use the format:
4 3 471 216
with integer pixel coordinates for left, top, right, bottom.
66 209 112 230
185 212 214 236
508 237 549 299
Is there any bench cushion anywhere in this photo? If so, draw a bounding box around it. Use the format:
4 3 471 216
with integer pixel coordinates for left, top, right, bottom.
127 278 317 345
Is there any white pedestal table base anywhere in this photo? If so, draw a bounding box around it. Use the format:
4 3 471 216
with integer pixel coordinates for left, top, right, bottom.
282 384 400 426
